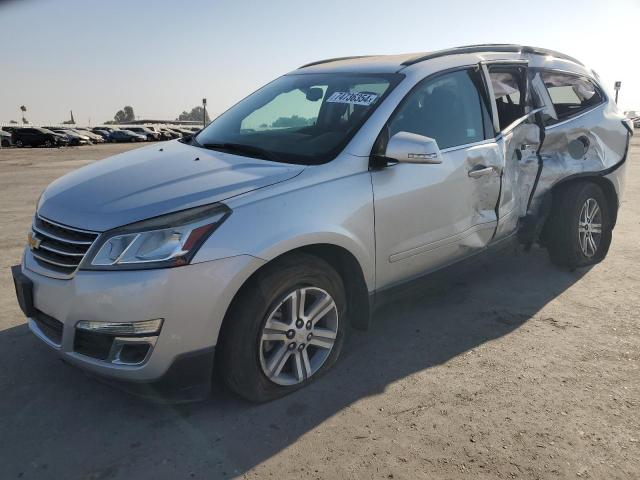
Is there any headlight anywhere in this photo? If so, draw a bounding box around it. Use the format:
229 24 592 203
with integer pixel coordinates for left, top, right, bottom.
82 203 230 270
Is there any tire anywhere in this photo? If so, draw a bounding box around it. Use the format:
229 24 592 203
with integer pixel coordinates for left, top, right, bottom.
218 253 347 402
44 140 52 148
543 181 612 268
15 139 23 147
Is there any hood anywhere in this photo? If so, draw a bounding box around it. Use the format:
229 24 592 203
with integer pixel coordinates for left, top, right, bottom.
38 140 304 231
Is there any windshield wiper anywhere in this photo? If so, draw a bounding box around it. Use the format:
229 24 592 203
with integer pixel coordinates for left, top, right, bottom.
201 142 281 163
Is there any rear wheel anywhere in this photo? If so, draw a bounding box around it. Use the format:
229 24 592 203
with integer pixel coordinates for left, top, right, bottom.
15 139 24 147
544 181 613 268
219 253 347 402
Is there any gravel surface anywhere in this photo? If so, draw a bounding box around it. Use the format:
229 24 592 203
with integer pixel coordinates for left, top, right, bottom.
0 140 638 479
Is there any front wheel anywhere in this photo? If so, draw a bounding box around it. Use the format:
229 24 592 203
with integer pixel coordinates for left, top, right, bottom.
543 181 613 268
218 253 347 402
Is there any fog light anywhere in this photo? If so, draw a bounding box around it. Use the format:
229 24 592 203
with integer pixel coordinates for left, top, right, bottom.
76 319 163 336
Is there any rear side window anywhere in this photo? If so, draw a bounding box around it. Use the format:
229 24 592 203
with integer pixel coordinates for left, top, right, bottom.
388 69 492 149
541 72 603 123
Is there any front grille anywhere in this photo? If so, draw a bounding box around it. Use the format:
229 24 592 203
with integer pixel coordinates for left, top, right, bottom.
33 310 64 345
30 215 99 275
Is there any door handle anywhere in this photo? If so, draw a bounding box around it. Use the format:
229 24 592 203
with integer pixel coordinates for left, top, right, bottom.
468 165 496 178
520 143 538 150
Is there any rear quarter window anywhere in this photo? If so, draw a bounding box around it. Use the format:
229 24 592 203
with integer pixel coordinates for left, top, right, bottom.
541 71 604 124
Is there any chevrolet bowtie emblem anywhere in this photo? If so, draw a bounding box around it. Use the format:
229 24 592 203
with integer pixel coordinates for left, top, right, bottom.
27 231 41 250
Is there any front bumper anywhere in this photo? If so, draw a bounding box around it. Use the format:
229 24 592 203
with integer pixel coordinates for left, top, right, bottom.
15 249 265 399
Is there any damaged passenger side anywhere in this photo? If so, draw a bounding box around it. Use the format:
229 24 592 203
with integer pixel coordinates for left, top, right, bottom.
483 62 543 243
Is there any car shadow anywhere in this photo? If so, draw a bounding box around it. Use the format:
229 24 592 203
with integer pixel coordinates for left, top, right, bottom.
0 246 590 479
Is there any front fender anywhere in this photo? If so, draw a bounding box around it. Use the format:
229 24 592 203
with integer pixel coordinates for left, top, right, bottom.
191 168 376 291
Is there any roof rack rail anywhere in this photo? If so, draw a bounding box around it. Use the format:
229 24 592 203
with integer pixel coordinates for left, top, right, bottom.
401 44 583 67
520 46 583 66
299 55 373 69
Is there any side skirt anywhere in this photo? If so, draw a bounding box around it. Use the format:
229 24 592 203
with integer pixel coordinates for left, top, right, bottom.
370 232 519 311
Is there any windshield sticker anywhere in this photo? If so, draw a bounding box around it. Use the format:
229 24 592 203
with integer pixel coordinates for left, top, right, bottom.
326 91 378 106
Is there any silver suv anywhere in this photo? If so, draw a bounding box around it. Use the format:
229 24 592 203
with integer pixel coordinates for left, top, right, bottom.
12 44 632 402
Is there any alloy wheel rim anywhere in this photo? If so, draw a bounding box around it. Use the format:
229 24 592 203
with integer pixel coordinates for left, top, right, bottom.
259 286 338 386
578 197 602 258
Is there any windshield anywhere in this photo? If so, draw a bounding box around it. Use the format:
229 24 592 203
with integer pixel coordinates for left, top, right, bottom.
195 73 402 164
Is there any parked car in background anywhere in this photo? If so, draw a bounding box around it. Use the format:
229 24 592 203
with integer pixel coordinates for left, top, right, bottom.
121 126 161 141
624 111 640 128
92 126 118 138
177 127 197 135
142 125 173 140
68 129 93 144
157 126 181 140
163 127 181 137
92 126 118 133
92 129 112 141
166 127 192 137
52 129 90 146
1 130 12 147
74 128 105 143
109 129 147 142
1 126 21 134
12 127 66 147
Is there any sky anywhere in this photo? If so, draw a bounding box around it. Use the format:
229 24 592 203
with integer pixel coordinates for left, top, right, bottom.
0 0 639 125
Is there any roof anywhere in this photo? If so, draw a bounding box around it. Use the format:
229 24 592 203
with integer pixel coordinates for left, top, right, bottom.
296 44 583 74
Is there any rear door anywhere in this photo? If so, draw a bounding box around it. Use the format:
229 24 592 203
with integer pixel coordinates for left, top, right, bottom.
371 67 501 289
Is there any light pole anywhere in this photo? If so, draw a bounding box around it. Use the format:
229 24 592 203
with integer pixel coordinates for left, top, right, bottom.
614 81 621 104
202 98 207 128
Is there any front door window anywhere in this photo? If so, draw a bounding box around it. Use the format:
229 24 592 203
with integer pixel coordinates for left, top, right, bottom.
387 68 493 149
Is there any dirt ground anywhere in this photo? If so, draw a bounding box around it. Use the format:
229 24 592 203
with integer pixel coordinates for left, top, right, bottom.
0 139 638 480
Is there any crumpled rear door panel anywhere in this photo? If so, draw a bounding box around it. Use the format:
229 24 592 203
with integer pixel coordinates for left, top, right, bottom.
494 122 541 240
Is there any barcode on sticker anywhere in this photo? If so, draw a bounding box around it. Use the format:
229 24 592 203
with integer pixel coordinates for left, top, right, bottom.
326 91 378 106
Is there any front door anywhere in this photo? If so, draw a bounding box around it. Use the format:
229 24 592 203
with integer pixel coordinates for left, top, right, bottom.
371 67 501 289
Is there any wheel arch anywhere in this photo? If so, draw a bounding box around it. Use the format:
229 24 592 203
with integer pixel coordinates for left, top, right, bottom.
548 174 619 228
219 243 372 347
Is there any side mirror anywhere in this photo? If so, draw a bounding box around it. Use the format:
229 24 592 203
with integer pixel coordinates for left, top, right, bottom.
385 131 443 164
